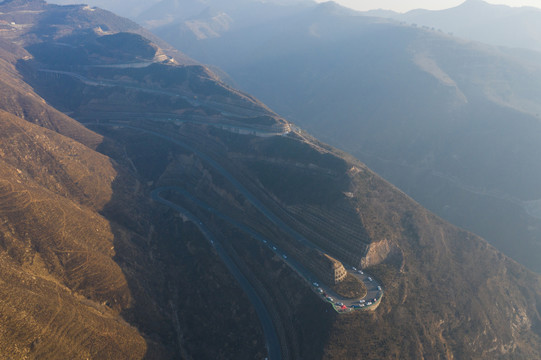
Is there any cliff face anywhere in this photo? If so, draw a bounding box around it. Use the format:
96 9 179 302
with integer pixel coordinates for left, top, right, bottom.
360 238 404 269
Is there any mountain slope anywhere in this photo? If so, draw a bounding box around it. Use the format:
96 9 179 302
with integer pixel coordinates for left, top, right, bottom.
0 38 105 149
146 123 541 359
367 0 541 53
0 109 151 358
0 1 269 358
150 1 541 273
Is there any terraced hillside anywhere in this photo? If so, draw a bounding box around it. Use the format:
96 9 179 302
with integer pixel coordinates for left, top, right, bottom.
172 126 541 359
96 117 541 358
0 2 269 358
155 0 541 274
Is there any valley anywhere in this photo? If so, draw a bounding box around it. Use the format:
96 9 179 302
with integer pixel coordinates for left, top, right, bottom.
142 0 541 275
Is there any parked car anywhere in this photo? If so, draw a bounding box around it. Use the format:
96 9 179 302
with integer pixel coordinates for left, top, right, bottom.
313 282 319 287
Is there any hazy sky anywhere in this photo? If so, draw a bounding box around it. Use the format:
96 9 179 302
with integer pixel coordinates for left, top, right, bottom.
317 0 541 12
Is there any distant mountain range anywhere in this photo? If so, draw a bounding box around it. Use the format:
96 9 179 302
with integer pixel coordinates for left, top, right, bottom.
366 0 541 53
135 0 541 274
48 0 541 54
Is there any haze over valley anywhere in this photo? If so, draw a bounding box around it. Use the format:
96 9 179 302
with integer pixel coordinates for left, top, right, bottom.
125 0 541 274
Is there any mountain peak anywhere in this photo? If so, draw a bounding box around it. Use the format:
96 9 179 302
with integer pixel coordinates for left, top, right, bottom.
459 0 490 7
314 1 358 16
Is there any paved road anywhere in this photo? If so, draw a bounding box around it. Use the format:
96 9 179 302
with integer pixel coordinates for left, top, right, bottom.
151 190 282 360
89 122 384 311
154 187 383 312
38 68 273 118
80 112 289 137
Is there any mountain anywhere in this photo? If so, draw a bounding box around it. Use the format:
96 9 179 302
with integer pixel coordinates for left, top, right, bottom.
365 0 541 53
0 1 268 358
48 0 314 27
1 0 541 359
47 0 162 18
147 0 541 274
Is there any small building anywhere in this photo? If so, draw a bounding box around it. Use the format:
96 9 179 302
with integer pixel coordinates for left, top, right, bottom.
325 254 347 284
305 250 347 285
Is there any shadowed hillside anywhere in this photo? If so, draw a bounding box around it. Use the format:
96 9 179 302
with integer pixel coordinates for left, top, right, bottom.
148 0 541 273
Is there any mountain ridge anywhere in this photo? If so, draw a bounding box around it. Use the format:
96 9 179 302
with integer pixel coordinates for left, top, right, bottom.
154 0 541 274
366 0 541 53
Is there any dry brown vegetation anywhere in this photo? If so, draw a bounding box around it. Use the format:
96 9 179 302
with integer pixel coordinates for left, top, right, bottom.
330 273 366 299
0 110 115 208
0 112 146 358
179 128 541 359
0 2 274 358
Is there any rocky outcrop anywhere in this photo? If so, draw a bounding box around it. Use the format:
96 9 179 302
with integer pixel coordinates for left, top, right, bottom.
360 238 404 270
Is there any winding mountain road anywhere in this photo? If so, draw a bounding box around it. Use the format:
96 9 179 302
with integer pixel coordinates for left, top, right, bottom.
38 68 273 118
151 189 282 360
154 187 383 311
89 122 383 307
89 121 384 356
